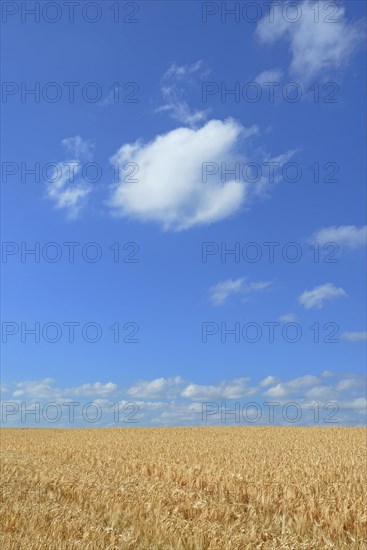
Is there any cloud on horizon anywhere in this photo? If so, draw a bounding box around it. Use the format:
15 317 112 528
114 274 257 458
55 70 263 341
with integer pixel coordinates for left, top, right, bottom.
2 372 365 427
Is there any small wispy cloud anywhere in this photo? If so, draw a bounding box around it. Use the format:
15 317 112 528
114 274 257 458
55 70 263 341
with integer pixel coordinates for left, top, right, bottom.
298 283 347 310
254 68 283 85
156 61 210 127
311 225 367 250
98 83 119 107
46 136 95 218
278 313 297 323
163 60 206 80
209 277 271 306
61 136 94 160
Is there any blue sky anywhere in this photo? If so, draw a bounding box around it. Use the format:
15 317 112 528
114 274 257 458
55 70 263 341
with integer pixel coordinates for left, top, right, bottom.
1 0 366 427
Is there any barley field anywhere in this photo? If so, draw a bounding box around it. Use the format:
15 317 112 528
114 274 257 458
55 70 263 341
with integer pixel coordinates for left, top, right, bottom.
1 427 366 549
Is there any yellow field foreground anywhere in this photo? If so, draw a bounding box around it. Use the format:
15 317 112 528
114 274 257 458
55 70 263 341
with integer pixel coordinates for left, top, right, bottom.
1 427 366 549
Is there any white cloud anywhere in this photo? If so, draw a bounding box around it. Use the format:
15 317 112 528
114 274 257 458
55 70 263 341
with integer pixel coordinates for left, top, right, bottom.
336 377 360 391
61 136 94 160
253 149 297 196
256 0 364 83
312 225 367 249
157 88 208 127
46 136 95 218
127 377 183 399
209 276 271 306
305 385 337 400
12 378 56 398
259 375 278 387
150 402 204 425
69 382 118 396
163 61 205 80
3 372 366 426
298 283 347 309
109 116 294 230
255 68 283 84
263 375 320 398
109 119 248 230
321 370 335 378
209 277 244 305
278 313 297 323
12 379 117 399
181 378 252 400
98 84 118 107
340 398 367 412
157 61 209 126
130 401 167 411
341 332 367 342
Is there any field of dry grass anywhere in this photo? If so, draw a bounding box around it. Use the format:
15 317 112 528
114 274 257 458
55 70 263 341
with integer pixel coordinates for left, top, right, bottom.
0 427 366 549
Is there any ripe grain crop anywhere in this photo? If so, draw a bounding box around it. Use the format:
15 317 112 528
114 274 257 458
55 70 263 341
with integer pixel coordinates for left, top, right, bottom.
0 427 366 549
